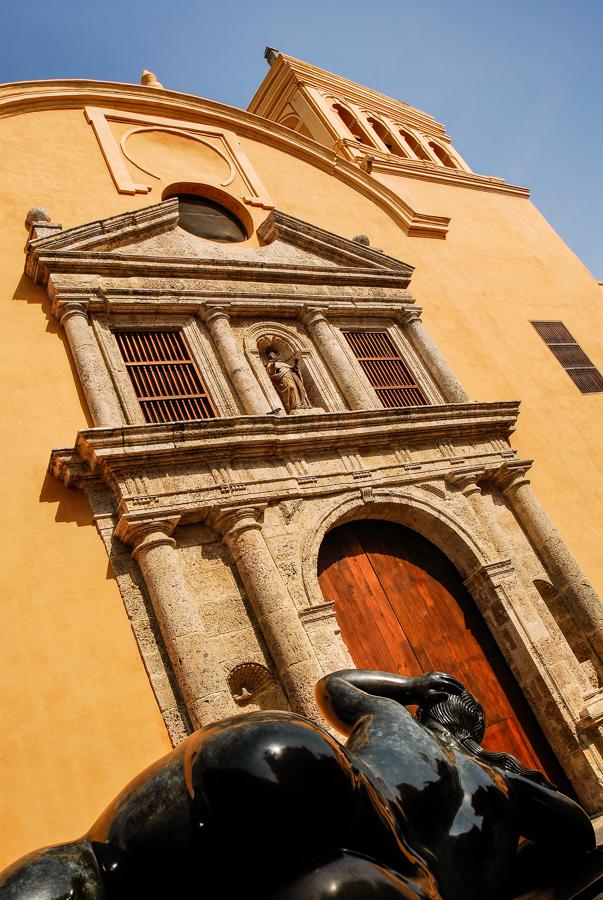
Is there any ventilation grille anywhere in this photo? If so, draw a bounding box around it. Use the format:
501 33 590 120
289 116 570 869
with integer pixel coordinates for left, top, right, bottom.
341 330 428 408
115 330 216 423
531 322 603 394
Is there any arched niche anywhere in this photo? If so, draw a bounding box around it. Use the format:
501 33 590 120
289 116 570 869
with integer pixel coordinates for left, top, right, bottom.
243 322 346 414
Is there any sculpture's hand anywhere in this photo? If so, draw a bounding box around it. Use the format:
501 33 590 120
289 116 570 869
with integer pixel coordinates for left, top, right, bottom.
410 671 465 704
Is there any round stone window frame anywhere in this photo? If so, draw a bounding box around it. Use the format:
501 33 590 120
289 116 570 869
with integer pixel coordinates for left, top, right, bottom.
162 182 254 242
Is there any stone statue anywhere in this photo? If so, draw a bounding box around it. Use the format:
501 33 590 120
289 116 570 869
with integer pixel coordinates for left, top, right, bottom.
265 347 311 413
0 669 599 899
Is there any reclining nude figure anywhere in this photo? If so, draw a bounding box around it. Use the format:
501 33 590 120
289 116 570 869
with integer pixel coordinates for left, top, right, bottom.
0 669 595 899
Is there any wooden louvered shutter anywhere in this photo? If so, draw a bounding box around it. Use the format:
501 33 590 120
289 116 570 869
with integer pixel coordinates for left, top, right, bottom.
115 330 217 423
531 322 603 394
341 330 428 408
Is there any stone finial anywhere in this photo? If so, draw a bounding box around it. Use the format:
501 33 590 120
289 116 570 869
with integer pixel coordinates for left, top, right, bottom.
140 70 164 89
25 207 50 227
264 46 280 65
353 234 370 246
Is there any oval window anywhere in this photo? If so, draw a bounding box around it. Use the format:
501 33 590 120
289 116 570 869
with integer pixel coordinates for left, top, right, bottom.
177 195 247 242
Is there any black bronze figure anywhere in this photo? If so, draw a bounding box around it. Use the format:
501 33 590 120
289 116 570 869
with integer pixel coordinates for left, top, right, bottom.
0 670 598 899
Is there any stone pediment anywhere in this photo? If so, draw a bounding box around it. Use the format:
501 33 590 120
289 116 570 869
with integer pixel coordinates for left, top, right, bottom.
25 199 414 291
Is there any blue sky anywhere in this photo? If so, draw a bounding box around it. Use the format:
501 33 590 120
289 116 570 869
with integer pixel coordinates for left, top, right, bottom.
3 0 602 276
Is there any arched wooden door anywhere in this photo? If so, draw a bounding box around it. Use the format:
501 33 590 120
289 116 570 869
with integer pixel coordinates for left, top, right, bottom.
318 519 569 789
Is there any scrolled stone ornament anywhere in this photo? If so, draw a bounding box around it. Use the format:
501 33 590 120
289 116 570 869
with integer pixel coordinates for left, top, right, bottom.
0 669 599 899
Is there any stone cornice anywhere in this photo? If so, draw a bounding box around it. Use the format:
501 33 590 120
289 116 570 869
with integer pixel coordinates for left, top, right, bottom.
45 290 415 318
50 401 520 487
256 210 412 272
1 80 450 238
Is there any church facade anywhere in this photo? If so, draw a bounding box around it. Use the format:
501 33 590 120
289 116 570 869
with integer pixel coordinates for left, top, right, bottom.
1 52 603 868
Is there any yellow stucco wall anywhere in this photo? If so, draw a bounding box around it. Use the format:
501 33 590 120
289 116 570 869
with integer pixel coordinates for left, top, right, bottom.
0 106 173 870
0 84 601 867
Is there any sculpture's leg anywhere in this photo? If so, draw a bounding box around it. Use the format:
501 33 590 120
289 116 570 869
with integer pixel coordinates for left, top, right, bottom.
263 850 439 899
0 840 105 899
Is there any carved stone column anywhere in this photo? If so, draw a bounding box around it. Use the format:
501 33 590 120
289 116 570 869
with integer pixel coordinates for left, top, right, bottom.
116 515 221 728
200 304 272 415
490 464 603 661
301 306 374 410
400 309 469 404
54 300 123 425
211 505 322 719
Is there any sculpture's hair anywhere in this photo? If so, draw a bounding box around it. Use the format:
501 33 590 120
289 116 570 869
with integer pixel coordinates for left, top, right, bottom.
418 689 555 789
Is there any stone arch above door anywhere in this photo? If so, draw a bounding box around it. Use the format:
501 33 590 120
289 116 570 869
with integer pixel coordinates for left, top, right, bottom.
301 489 488 611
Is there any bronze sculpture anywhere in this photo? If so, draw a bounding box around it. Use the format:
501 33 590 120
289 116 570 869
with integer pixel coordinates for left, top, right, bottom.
265 347 312 413
0 669 598 899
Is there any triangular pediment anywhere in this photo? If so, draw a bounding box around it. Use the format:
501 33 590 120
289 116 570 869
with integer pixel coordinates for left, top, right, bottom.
25 199 414 288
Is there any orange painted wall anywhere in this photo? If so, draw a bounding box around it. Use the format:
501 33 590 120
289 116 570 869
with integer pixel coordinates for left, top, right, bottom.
0 82 601 866
0 106 173 870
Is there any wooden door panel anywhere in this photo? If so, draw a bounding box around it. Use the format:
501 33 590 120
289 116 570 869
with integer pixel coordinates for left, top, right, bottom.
318 519 570 791
319 526 420 674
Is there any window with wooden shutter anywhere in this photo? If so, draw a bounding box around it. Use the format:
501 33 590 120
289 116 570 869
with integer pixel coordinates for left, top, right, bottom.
531 322 603 394
115 330 217 423
341 330 429 408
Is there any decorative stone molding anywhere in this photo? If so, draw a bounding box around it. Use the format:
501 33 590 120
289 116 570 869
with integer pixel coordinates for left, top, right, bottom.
227 662 280 706
83 106 274 207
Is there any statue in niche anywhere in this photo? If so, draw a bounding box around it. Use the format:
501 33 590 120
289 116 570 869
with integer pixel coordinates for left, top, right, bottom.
0 669 599 899
264 346 312 413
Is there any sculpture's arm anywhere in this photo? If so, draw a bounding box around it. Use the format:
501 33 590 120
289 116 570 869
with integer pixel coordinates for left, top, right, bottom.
509 771 595 854
315 669 463 736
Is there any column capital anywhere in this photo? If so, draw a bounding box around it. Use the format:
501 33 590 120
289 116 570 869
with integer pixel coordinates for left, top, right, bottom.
52 299 89 325
300 304 330 328
445 470 483 497
115 514 181 556
485 462 532 494
198 302 231 326
208 504 267 542
397 306 423 327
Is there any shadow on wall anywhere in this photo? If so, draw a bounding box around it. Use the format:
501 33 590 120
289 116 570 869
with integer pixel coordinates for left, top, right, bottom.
39 470 93 527
12 274 94 429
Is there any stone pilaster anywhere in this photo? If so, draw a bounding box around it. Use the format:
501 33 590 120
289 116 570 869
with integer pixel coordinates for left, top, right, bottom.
210 505 323 719
489 464 603 662
399 308 469 403
200 304 272 415
53 300 123 425
116 514 221 729
301 305 374 410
